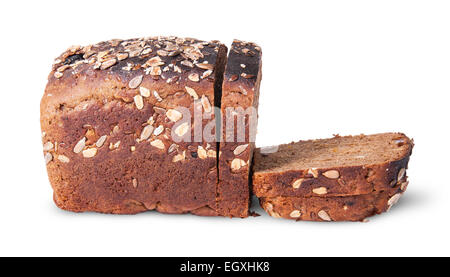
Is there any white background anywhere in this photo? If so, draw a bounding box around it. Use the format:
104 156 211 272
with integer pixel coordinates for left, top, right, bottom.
1 0 449 257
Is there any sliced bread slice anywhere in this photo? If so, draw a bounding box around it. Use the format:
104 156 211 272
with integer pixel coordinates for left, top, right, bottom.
259 185 405 222
252 133 413 198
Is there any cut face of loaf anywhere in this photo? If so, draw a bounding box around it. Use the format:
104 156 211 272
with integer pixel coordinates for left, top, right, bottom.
218 40 262 217
253 133 413 198
41 37 228 215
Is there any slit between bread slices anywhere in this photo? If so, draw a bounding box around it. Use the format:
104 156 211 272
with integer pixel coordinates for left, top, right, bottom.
213 44 228 213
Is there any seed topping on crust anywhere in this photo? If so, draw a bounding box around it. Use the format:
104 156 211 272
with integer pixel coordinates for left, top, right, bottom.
166 109 182 122
95 135 107 148
73 137 86 153
197 146 208 159
231 158 246 171
185 86 199 100
188 73 200 82
140 125 154 141
174 122 190 137
128 75 143 89
233 144 248 156
82 148 97 158
57 155 70 163
201 95 211 113
44 153 53 164
134 95 144 110
139 87 151 97
150 139 165 150
43 142 54 151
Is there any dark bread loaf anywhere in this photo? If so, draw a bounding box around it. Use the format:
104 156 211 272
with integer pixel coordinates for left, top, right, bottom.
253 133 413 198
41 36 227 215
259 185 405 222
218 40 262 217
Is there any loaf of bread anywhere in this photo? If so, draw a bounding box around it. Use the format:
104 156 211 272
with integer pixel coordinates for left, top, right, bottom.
41 36 229 215
218 40 262 217
252 133 413 221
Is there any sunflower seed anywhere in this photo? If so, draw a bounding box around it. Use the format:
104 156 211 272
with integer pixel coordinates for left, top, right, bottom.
185 86 199 100
73 137 86 153
44 152 53 164
100 58 117 69
166 109 182 122
201 95 211 113
153 125 164 136
188 73 200 82
82 148 97 158
145 56 164 67
57 65 70 72
150 66 161 76
181 60 194 67
54 72 63 78
140 125 154 141
397 168 406 183
323 170 340 179
387 193 402 209
43 141 54 151
134 95 144 110
150 139 165 150
168 143 178 154
290 210 301 218
195 63 214 70
231 158 246 171
292 178 304 189
201 70 213 79
174 122 189 137
141 47 153 55
172 151 186 162
318 210 331 221
207 149 216 158
96 135 107 147
116 52 129 61
157 50 168 56
312 187 327 195
139 87 151 97
233 144 248 156
197 146 207 159
153 90 163 102
128 75 143 88
57 155 70 163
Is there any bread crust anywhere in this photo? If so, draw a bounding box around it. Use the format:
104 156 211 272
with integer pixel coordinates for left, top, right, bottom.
41 36 227 215
252 134 413 198
218 40 262 217
259 185 405 222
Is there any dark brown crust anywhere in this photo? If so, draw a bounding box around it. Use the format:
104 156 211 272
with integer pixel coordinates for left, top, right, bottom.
259 185 405 222
217 40 262 217
41 36 227 215
252 134 413 198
